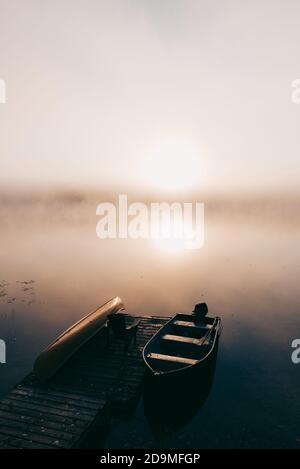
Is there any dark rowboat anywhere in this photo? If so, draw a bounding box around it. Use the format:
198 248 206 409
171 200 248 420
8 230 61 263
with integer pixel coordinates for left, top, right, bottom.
143 311 222 378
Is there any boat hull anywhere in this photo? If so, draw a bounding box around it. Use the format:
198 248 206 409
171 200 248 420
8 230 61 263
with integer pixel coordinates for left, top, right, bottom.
33 296 124 382
143 337 220 437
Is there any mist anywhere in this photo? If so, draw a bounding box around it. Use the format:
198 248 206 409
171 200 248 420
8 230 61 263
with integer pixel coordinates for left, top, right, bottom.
1 0 300 193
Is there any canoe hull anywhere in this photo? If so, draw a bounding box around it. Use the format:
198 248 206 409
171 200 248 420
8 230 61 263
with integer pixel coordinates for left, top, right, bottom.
33 296 124 382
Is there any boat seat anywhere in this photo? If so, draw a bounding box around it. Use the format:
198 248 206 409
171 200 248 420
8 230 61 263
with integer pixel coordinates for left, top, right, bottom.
162 334 209 346
147 352 198 365
173 320 213 330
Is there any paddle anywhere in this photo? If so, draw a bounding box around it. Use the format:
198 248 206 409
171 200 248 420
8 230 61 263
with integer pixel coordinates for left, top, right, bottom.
199 317 218 346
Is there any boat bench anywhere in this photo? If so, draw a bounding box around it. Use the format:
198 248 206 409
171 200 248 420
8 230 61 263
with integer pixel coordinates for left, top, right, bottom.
147 352 198 366
171 321 212 339
162 334 210 350
173 320 213 329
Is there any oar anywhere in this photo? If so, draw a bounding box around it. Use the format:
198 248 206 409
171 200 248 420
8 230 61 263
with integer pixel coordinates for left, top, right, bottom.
199 317 217 346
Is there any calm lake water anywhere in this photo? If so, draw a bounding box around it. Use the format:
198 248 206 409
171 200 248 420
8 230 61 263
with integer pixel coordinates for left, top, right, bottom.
0 193 299 448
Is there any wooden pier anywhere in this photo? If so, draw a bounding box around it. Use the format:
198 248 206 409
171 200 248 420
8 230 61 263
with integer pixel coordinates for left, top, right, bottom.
0 314 169 449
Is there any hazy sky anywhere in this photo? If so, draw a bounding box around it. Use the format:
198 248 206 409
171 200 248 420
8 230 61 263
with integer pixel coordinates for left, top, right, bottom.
0 0 300 193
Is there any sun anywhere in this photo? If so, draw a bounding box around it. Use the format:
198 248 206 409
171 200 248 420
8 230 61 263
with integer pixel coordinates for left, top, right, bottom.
142 138 200 191
153 237 188 253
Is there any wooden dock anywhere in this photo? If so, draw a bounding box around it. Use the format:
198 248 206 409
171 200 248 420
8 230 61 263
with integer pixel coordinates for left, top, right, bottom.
0 314 169 449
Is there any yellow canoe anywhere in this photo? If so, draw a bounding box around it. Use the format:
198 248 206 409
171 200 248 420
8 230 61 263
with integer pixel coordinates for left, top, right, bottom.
33 296 124 382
